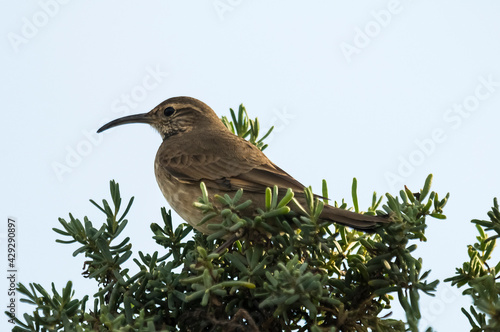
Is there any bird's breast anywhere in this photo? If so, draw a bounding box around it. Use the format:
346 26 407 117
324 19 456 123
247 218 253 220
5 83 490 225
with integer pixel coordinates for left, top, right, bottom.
155 161 194 217
154 158 219 234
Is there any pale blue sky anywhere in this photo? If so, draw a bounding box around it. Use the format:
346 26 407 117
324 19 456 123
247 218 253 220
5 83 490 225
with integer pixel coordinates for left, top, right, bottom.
2 1 500 330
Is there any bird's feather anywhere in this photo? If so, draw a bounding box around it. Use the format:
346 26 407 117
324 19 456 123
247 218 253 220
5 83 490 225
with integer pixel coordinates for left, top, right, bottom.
159 130 306 193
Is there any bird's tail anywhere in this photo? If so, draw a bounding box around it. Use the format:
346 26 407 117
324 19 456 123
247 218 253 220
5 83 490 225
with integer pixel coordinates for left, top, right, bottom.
319 204 388 230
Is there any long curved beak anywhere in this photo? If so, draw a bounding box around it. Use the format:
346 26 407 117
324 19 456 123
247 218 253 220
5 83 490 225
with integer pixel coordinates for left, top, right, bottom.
97 113 152 133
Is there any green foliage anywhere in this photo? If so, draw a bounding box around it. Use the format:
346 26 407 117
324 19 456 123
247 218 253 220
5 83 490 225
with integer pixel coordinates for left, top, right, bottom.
9 176 446 332
221 103 273 151
446 198 500 331
14 281 88 331
9 107 449 331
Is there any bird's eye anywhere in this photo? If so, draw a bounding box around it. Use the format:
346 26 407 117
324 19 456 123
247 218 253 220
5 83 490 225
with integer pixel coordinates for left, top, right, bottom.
164 107 175 117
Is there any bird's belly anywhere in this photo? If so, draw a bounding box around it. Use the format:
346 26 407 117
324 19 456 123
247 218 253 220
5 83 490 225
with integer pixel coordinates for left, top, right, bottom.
154 166 220 234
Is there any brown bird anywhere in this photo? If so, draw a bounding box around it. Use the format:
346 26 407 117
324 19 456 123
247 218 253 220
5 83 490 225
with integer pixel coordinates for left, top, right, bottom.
97 97 385 235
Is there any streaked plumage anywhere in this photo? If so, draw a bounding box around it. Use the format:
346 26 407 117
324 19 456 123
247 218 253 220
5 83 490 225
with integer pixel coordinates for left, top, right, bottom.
98 96 386 235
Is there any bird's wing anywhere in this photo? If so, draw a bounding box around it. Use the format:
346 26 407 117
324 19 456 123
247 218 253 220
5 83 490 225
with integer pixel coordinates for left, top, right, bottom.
158 137 306 193
228 162 306 193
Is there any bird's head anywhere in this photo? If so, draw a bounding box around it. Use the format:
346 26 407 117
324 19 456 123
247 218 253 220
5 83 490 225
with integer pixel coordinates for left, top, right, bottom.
97 96 223 139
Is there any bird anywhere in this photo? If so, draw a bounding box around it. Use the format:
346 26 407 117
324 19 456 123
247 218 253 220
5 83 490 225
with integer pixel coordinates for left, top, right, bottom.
97 96 386 235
